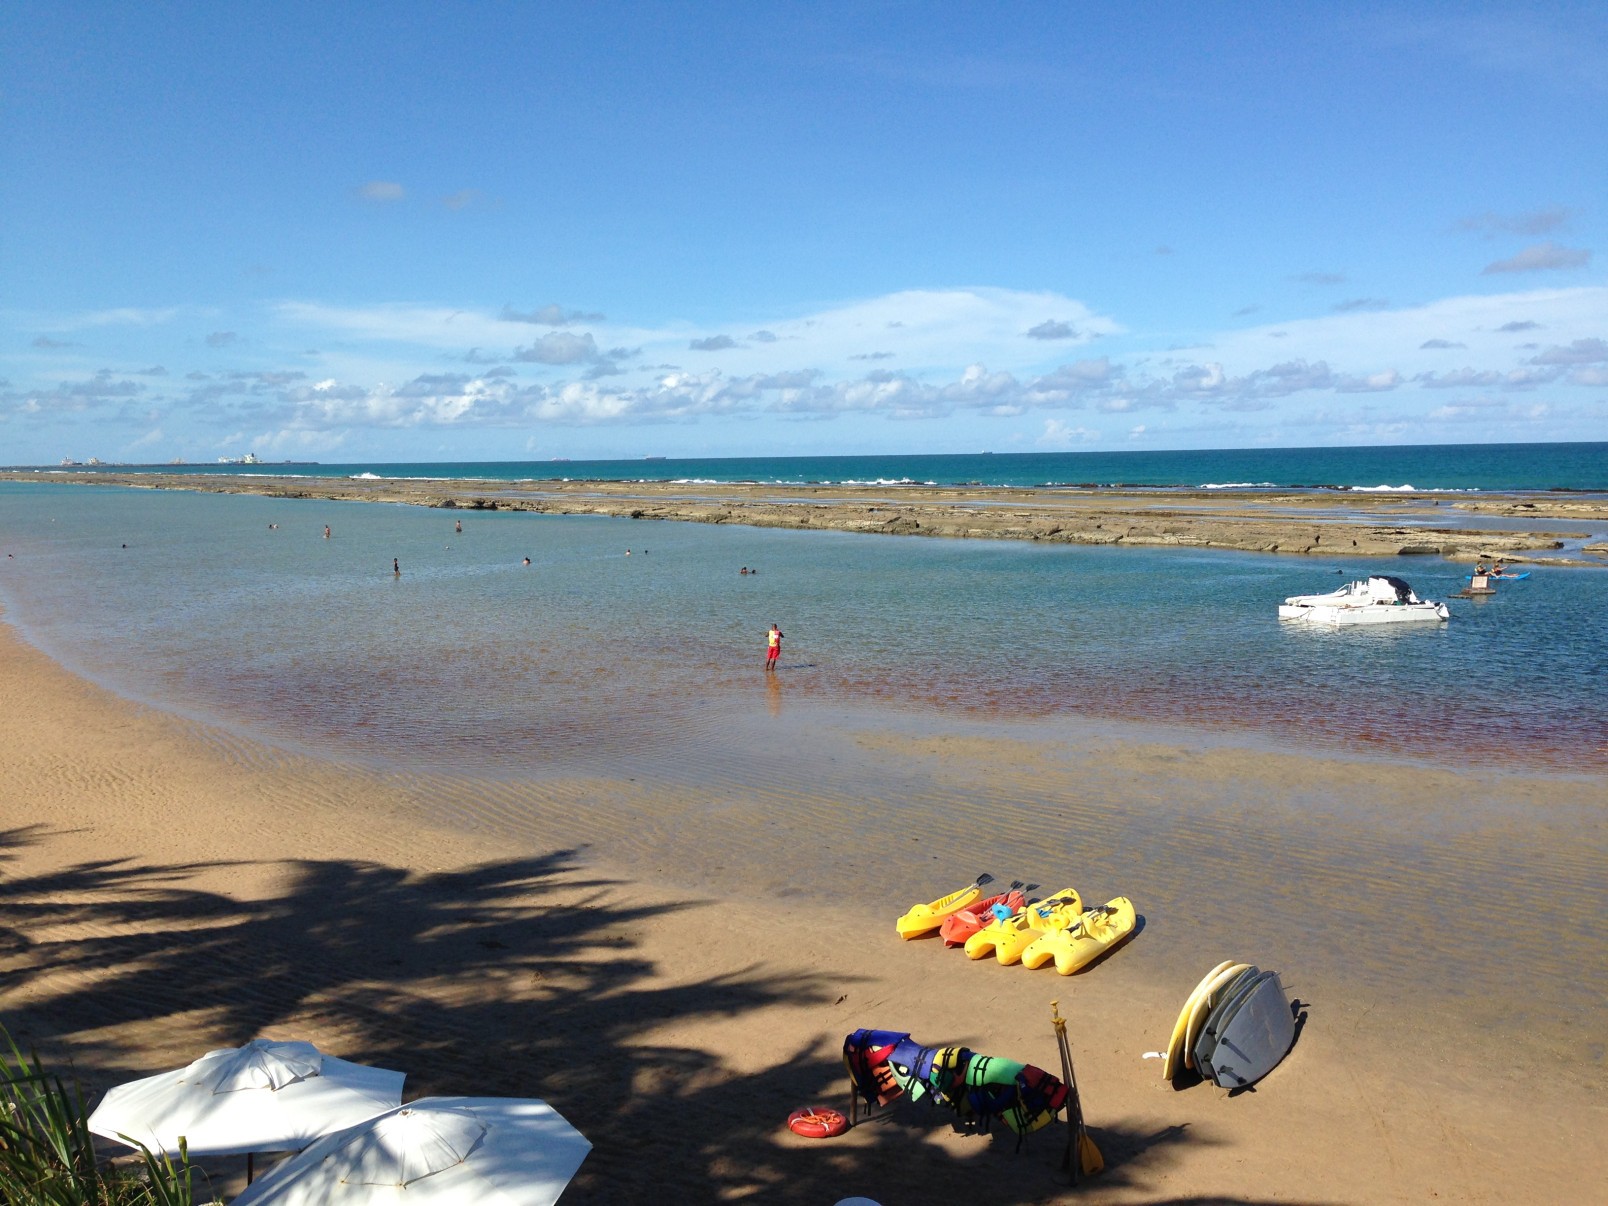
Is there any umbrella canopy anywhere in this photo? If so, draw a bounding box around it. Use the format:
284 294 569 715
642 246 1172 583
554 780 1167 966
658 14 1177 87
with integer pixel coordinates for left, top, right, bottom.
230 1097 591 1206
87 1039 405 1158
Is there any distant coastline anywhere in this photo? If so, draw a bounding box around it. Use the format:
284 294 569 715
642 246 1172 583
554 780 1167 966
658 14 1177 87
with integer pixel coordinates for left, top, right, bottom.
10 441 1608 493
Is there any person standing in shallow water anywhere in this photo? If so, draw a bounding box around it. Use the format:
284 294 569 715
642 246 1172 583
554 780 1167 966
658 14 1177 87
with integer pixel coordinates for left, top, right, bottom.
393 558 400 576
765 623 783 671
324 525 331 539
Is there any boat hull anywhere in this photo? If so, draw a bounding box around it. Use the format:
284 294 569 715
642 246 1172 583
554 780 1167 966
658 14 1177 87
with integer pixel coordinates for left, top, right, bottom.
1279 602 1448 624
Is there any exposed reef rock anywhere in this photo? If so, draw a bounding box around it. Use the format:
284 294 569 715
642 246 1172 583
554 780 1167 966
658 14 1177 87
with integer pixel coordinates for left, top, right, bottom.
8 471 1603 565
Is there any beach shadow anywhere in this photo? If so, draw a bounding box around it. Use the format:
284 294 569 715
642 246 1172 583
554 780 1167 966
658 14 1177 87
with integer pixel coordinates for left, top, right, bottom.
0 834 1233 1204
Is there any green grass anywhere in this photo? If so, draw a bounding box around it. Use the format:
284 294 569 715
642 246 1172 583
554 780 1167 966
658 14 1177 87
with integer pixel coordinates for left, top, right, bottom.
0 1025 200 1206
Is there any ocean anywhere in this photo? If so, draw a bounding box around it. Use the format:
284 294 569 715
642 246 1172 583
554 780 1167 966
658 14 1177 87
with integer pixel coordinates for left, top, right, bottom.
30 440 1608 492
1 475 1604 775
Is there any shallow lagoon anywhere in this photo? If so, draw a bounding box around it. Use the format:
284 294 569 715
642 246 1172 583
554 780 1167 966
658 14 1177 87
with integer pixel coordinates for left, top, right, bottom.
3 481 1603 773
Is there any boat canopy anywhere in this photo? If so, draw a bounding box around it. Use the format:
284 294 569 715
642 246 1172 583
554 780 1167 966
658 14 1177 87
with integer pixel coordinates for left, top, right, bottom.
1375 575 1416 603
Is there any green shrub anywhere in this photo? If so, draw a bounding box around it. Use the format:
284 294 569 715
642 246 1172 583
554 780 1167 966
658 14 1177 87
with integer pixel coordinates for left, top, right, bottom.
0 1025 200 1205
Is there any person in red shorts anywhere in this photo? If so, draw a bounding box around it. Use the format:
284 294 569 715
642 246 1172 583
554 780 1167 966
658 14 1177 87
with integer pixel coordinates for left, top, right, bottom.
765 623 783 671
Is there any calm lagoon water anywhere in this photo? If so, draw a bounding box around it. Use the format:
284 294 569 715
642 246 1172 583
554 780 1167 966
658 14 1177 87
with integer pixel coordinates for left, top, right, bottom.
2 481 1605 772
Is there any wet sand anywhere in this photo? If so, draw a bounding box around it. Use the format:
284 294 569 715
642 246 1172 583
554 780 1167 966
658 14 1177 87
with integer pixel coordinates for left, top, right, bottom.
2 615 1605 1204
9 469 1608 564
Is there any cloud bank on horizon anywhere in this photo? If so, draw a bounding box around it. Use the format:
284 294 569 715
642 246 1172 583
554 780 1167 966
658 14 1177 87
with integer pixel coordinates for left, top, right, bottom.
2 3 1604 463
9 281 1605 459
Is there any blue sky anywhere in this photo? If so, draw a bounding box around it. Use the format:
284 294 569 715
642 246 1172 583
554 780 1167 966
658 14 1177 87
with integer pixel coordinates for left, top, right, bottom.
3 2 1604 464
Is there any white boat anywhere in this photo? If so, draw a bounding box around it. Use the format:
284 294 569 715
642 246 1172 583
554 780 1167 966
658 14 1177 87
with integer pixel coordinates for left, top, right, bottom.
1278 575 1449 625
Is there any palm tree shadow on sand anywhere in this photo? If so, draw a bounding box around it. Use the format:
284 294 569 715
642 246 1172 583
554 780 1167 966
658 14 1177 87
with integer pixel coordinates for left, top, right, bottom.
0 830 1271 1204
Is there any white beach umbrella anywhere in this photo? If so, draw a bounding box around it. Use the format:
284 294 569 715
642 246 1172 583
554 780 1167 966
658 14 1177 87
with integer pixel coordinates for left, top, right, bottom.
230 1097 591 1206
87 1039 405 1158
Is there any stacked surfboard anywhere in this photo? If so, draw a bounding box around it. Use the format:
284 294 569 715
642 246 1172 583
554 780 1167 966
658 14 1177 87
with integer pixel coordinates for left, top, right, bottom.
1162 961 1295 1090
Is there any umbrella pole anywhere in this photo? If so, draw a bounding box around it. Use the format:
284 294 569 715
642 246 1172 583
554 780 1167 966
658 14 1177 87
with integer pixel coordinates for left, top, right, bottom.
247 1152 254 1185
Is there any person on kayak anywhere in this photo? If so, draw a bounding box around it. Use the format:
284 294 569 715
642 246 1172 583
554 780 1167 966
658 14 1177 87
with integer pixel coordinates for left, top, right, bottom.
765 623 783 671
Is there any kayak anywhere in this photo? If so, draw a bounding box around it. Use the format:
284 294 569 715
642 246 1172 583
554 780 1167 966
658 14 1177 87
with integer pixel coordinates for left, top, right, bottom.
964 889 1082 965
896 874 994 939
1020 896 1137 974
1465 571 1529 580
939 882 1034 947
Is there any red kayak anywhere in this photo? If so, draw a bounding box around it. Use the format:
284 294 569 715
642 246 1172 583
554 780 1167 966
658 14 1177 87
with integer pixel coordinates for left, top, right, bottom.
939 881 1033 946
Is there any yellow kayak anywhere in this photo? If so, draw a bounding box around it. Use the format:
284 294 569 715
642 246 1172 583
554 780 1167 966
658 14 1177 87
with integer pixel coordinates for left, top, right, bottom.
896 874 994 939
1020 896 1137 974
963 889 1082 964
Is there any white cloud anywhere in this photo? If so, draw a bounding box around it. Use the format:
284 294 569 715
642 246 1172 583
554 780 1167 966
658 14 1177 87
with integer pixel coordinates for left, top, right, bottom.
1482 242 1592 274
1458 207 1574 237
514 332 601 365
1038 418 1099 447
11 283 1604 454
274 288 1122 382
358 181 406 202
1531 338 1608 365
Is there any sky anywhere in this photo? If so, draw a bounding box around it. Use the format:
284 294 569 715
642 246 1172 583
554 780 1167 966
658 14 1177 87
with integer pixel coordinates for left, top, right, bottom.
2 2 1605 465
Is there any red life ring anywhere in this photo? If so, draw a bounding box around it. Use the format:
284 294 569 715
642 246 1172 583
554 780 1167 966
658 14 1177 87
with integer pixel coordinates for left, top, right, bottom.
787 1106 848 1139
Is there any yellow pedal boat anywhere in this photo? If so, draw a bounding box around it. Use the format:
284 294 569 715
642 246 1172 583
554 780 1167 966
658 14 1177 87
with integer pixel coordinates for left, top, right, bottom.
895 874 994 939
963 889 1082 964
1020 896 1136 974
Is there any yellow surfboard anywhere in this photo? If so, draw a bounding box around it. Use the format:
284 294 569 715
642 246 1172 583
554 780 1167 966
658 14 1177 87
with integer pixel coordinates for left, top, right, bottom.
1162 961 1236 1081
1183 963 1255 1071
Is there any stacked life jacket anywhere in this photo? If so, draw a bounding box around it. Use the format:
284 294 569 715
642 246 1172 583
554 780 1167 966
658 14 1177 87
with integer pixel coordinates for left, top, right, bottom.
842 1028 1068 1138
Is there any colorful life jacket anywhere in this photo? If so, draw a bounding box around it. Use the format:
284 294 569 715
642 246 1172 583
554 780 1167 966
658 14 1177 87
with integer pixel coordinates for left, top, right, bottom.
842 1028 1068 1137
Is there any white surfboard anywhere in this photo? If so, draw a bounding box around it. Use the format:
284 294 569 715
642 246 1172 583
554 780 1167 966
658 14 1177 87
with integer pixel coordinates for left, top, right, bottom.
1206 971 1296 1089
1194 968 1268 1083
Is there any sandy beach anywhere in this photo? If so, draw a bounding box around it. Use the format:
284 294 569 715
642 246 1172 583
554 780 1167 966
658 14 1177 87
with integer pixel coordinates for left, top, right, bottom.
3 606 1605 1205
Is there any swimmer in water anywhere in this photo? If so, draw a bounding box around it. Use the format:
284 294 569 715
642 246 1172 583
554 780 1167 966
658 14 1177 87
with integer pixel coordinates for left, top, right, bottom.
522 557 531 566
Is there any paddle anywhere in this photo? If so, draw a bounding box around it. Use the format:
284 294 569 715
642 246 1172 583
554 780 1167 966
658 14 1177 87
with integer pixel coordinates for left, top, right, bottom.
1050 999 1103 1182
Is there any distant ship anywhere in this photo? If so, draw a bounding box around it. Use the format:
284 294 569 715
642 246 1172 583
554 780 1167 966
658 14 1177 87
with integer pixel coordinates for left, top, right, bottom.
643 456 667 461
60 457 80 466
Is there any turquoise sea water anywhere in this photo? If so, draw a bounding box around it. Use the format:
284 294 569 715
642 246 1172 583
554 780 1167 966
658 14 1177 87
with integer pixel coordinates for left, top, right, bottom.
2 480 1604 772
25 440 1608 492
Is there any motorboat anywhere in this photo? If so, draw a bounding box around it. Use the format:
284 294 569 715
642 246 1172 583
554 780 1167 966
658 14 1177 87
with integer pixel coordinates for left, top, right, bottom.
1278 575 1449 625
